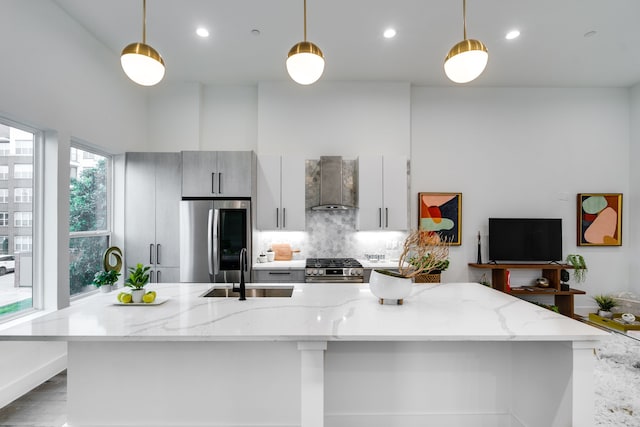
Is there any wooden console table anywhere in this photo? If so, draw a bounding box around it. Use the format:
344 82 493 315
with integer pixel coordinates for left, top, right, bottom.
468 263 585 317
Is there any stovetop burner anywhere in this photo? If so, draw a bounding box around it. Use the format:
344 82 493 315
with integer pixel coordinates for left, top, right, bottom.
305 258 363 268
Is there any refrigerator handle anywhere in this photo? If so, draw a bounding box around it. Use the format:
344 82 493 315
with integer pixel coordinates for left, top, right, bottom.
209 208 221 276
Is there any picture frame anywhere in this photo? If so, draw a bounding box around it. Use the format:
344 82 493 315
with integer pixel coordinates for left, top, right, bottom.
577 193 622 246
418 192 462 245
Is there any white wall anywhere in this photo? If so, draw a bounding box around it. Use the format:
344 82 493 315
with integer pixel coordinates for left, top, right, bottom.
258 81 411 157
411 87 631 310
0 0 147 154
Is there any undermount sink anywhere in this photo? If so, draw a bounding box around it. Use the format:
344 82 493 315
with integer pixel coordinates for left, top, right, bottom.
201 287 294 298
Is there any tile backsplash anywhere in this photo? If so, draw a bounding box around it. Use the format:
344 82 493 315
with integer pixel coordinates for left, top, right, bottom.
256 209 407 260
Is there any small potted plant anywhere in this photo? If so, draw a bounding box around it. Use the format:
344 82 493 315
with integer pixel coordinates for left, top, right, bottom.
566 254 587 283
92 269 121 293
369 230 450 304
125 263 150 303
593 294 618 319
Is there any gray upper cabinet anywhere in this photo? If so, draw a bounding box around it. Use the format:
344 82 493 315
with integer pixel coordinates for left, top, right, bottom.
125 152 181 283
181 151 254 198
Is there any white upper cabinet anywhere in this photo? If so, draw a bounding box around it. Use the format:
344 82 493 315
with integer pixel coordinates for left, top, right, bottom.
257 154 305 231
357 155 408 231
181 151 254 198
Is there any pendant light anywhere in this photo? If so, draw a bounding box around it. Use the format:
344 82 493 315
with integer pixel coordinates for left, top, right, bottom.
286 0 325 85
444 0 488 84
121 0 165 86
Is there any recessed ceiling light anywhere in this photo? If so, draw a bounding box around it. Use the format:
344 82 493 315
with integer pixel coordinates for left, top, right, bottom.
251 29 261 36
196 27 210 38
505 30 520 40
383 28 397 39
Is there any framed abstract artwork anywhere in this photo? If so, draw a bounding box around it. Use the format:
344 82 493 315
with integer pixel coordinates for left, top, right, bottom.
577 193 622 246
418 192 462 245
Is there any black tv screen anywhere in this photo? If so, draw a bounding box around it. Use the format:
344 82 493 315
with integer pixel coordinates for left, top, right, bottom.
488 218 563 262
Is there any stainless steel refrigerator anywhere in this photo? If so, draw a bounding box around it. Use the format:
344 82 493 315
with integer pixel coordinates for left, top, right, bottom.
180 199 251 283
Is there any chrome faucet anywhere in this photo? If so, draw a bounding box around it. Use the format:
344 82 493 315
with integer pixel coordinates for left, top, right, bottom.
233 248 247 301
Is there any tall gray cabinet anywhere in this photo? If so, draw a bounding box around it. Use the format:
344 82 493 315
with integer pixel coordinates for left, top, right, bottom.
125 152 181 283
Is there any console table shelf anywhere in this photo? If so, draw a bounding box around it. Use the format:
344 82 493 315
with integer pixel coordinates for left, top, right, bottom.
468 263 585 317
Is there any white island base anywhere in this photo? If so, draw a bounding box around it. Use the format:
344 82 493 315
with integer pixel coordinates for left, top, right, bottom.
0 282 605 427
68 339 595 427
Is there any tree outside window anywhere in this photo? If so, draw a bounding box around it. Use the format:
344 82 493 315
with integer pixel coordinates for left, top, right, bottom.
69 147 109 296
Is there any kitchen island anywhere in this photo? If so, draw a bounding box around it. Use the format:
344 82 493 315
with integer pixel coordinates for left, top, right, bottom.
0 282 607 427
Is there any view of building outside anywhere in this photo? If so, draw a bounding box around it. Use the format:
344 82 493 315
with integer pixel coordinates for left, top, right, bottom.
0 123 34 319
69 146 110 296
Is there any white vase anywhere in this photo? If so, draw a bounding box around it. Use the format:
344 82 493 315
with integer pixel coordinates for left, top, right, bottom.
131 288 145 303
368 270 412 305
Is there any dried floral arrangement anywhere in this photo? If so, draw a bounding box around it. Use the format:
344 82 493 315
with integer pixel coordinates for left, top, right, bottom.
396 230 451 279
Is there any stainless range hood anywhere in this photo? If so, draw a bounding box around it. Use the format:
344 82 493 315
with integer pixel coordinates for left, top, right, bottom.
311 156 355 210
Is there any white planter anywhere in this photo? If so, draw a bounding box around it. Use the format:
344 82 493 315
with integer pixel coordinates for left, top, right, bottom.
369 270 412 305
598 310 613 319
131 288 145 303
100 284 113 293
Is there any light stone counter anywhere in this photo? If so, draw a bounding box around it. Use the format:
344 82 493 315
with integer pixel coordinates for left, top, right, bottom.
252 259 305 270
0 282 608 427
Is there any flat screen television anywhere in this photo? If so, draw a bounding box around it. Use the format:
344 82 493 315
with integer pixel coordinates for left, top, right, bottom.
488 218 563 262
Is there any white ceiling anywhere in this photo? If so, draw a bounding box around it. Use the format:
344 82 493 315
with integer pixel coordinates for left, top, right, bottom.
53 0 640 87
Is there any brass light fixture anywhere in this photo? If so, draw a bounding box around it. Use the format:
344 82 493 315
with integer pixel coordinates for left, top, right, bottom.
120 0 165 86
444 0 488 84
286 0 325 85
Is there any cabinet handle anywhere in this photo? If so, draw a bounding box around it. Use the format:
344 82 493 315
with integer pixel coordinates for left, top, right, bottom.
157 270 162 283
149 244 155 264
211 172 216 194
218 172 222 194
283 208 286 229
150 270 155 283
276 208 279 228
378 208 382 228
385 208 389 228
156 244 161 265
268 272 291 275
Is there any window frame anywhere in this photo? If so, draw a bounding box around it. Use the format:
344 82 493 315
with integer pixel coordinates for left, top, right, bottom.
0 116 42 320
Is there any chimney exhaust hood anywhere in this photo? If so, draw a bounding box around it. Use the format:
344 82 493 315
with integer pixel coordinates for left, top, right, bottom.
311 156 355 210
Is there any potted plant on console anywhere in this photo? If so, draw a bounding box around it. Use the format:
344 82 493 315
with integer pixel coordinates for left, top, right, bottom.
593 294 618 319
566 254 587 284
125 263 150 303
369 230 450 305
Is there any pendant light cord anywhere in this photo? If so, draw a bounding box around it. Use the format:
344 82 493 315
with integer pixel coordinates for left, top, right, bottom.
142 0 147 44
303 0 308 41
462 0 467 41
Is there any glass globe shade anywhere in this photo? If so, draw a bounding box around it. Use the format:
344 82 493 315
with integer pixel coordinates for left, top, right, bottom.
286 42 325 85
444 40 488 84
121 43 165 86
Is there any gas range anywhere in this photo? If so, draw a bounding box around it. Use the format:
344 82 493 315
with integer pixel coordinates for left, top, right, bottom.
305 258 364 283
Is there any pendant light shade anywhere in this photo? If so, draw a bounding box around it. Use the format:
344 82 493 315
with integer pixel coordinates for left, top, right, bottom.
444 0 488 84
286 0 324 85
121 0 165 86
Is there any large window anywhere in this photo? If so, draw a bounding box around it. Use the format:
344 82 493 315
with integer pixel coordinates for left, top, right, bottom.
0 122 35 320
69 145 110 296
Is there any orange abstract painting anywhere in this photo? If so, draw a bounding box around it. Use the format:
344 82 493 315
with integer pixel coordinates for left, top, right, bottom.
577 193 622 246
418 192 462 245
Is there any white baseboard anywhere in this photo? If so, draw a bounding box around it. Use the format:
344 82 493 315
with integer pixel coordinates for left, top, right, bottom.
0 353 67 408
325 412 516 427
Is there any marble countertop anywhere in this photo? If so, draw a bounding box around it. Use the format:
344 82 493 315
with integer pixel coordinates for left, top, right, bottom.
0 282 608 342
